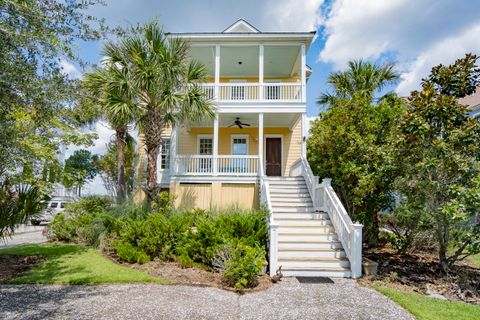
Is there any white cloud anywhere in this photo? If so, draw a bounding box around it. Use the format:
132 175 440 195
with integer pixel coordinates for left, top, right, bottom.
265 0 324 31
396 22 480 95
319 0 480 93
59 59 82 79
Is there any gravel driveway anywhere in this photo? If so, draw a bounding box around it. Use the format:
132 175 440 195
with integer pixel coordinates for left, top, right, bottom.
0 278 413 320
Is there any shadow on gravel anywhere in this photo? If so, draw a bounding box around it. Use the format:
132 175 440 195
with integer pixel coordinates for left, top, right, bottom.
296 277 334 284
0 285 105 319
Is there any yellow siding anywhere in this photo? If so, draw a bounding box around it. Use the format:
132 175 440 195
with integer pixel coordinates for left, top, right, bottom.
284 118 302 176
173 183 212 210
220 183 258 209
171 182 258 210
206 76 301 83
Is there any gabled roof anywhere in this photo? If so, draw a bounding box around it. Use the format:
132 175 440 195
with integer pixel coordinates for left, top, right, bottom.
223 19 260 33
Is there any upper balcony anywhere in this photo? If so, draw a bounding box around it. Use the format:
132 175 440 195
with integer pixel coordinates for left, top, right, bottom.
188 44 309 104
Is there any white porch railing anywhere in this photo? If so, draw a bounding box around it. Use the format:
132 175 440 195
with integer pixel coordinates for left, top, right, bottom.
291 158 363 278
198 82 303 102
260 177 278 276
217 155 259 175
174 155 259 176
174 155 213 175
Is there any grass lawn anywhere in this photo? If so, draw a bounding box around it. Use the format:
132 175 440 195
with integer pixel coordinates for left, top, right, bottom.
0 243 167 285
374 286 480 320
467 254 480 268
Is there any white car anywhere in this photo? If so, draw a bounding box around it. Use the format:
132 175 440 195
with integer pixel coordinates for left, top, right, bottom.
31 200 69 225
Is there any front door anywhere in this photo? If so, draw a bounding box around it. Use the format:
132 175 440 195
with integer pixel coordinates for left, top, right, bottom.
265 137 282 176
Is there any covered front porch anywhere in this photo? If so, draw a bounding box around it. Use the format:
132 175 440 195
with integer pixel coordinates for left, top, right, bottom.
169 112 308 180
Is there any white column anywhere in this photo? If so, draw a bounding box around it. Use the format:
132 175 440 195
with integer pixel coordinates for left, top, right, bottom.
258 113 264 176
301 113 307 158
214 44 220 100
169 126 178 174
213 113 219 175
259 45 264 101
301 44 306 103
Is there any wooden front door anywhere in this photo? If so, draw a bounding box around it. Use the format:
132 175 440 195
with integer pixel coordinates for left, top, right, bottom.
265 137 282 176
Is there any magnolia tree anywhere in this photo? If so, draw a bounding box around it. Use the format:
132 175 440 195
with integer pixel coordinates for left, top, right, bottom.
394 54 480 269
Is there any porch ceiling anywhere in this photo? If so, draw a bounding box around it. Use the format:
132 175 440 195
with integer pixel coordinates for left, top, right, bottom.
186 113 300 128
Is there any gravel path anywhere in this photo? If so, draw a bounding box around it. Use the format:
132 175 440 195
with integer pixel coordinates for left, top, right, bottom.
0 278 413 320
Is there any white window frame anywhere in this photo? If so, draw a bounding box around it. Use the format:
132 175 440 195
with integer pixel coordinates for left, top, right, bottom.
197 134 213 155
159 138 171 170
230 134 249 155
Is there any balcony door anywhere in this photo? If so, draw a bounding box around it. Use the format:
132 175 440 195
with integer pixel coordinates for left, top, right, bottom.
265 137 282 176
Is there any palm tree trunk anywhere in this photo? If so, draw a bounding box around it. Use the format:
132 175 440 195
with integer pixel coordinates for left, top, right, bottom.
144 107 164 207
116 126 127 203
146 145 160 205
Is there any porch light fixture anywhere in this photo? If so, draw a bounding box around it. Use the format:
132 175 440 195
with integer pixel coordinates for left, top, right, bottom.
238 61 243 65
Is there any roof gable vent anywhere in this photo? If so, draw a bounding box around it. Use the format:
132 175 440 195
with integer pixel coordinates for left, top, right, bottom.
223 19 260 33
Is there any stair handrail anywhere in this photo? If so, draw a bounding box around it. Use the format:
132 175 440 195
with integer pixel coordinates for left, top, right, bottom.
260 176 278 276
292 157 363 278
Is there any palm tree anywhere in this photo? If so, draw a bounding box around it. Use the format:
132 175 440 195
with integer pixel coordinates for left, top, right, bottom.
81 55 138 203
317 60 399 106
107 21 214 205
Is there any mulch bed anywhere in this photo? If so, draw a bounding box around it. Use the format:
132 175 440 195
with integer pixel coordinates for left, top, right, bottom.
0 255 44 282
130 260 273 293
362 246 480 304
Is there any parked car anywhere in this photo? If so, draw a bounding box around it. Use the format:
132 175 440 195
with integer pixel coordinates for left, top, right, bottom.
31 200 69 225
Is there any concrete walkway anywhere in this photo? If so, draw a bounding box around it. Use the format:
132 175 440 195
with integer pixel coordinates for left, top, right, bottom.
0 225 47 249
0 278 413 320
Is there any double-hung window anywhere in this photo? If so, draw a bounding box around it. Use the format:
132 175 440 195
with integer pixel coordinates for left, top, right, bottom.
160 138 171 170
197 135 213 173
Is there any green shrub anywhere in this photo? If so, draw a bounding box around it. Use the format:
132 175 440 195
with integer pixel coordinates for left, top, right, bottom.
113 240 150 264
177 208 268 267
220 242 265 289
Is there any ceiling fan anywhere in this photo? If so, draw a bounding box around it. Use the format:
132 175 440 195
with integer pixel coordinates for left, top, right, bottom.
228 117 251 129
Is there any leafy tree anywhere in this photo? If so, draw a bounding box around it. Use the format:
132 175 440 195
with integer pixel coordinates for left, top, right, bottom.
0 0 106 190
96 135 137 198
317 60 398 107
81 52 139 203
64 150 99 197
395 54 480 269
99 21 215 205
308 95 404 246
309 60 402 246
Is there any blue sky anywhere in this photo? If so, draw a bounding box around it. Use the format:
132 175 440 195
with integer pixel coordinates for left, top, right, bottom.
66 0 480 194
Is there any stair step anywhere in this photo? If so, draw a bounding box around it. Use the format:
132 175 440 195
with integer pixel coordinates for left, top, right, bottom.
281 267 351 278
278 258 350 269
278 249 346 259
270 189 309 194
270 193 311 198
272 207 316 213
273 212 329 219
276 220 332 227
269 182 307 187
278 226 335 233
278 240 343 249
278 233 339 242
272 202 313 208
270 197 312 202
265 176 304 180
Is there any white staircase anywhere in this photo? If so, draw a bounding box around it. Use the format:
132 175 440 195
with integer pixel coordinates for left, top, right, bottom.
266 176 352 278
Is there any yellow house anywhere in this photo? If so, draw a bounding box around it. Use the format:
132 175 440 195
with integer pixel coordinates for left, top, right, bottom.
148 20 363 279
157 19 314 210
